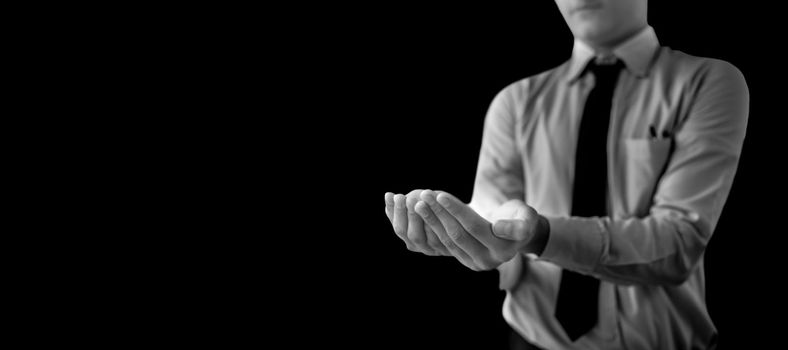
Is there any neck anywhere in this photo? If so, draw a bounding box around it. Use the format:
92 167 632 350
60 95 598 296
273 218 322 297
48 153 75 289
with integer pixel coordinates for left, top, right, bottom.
581 23 648 54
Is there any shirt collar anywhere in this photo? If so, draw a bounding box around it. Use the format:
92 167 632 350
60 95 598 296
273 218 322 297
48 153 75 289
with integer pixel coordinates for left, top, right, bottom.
566 25 659 84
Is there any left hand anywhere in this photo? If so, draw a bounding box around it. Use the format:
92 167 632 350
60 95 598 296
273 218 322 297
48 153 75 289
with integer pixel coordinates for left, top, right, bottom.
384 190 451 256
414 190 548 271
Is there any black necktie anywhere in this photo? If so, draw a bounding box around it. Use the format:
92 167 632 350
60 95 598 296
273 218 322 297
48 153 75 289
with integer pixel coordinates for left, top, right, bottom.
554 59 623 341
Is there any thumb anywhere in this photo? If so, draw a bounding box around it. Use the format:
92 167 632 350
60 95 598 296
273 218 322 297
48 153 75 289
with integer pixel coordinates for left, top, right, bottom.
492 219 529 241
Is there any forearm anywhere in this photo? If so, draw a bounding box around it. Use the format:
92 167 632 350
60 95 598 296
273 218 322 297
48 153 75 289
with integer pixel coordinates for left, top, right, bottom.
538 211 709 286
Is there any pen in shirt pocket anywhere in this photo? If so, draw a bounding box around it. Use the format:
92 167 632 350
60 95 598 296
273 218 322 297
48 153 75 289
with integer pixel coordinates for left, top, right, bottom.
649 125 671 139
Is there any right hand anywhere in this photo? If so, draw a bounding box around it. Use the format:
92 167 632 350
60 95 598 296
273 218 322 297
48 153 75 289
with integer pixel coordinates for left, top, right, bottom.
413 192 546 271
385 190 451 256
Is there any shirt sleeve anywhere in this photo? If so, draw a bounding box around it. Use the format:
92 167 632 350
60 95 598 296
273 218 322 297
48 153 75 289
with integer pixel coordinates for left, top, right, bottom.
468 82 526 219
539 60 750 286
469 82 528 290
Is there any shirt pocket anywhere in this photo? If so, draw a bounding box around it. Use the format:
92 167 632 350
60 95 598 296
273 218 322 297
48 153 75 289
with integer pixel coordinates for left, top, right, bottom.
616 138 673 216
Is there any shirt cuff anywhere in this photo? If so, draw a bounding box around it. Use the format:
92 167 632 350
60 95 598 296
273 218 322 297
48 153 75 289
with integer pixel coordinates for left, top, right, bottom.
538 216 605 273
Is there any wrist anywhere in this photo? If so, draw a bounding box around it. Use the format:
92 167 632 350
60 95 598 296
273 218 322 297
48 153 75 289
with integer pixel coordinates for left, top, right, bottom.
528 215 550 256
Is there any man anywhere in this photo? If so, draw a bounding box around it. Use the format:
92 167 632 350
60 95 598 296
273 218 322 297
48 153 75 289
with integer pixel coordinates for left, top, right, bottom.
384 0 748 349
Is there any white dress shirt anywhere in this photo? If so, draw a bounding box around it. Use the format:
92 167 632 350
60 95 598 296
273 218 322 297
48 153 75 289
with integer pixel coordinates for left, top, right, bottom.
469 26 749 350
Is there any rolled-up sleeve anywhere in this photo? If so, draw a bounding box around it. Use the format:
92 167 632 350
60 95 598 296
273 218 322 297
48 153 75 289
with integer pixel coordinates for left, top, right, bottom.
540 60 749 286
469 82 527 219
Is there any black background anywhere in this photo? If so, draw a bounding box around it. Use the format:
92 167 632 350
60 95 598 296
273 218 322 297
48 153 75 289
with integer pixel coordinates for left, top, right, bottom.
134 1 783 349
21 1 786 348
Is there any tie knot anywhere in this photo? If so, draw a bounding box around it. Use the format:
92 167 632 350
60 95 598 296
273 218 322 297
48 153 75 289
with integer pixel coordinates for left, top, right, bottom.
588 59 624 84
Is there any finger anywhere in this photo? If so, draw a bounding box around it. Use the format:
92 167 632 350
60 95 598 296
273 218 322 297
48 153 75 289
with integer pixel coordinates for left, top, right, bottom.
435 192 506 251
384 192 395 223
493 206 539 241
421 191 488 261
417 198 451 256
492 220 522 240
415 200 479 270
424 225 450 256
406 190 432 254
392 194 415 251
493 220 529 241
